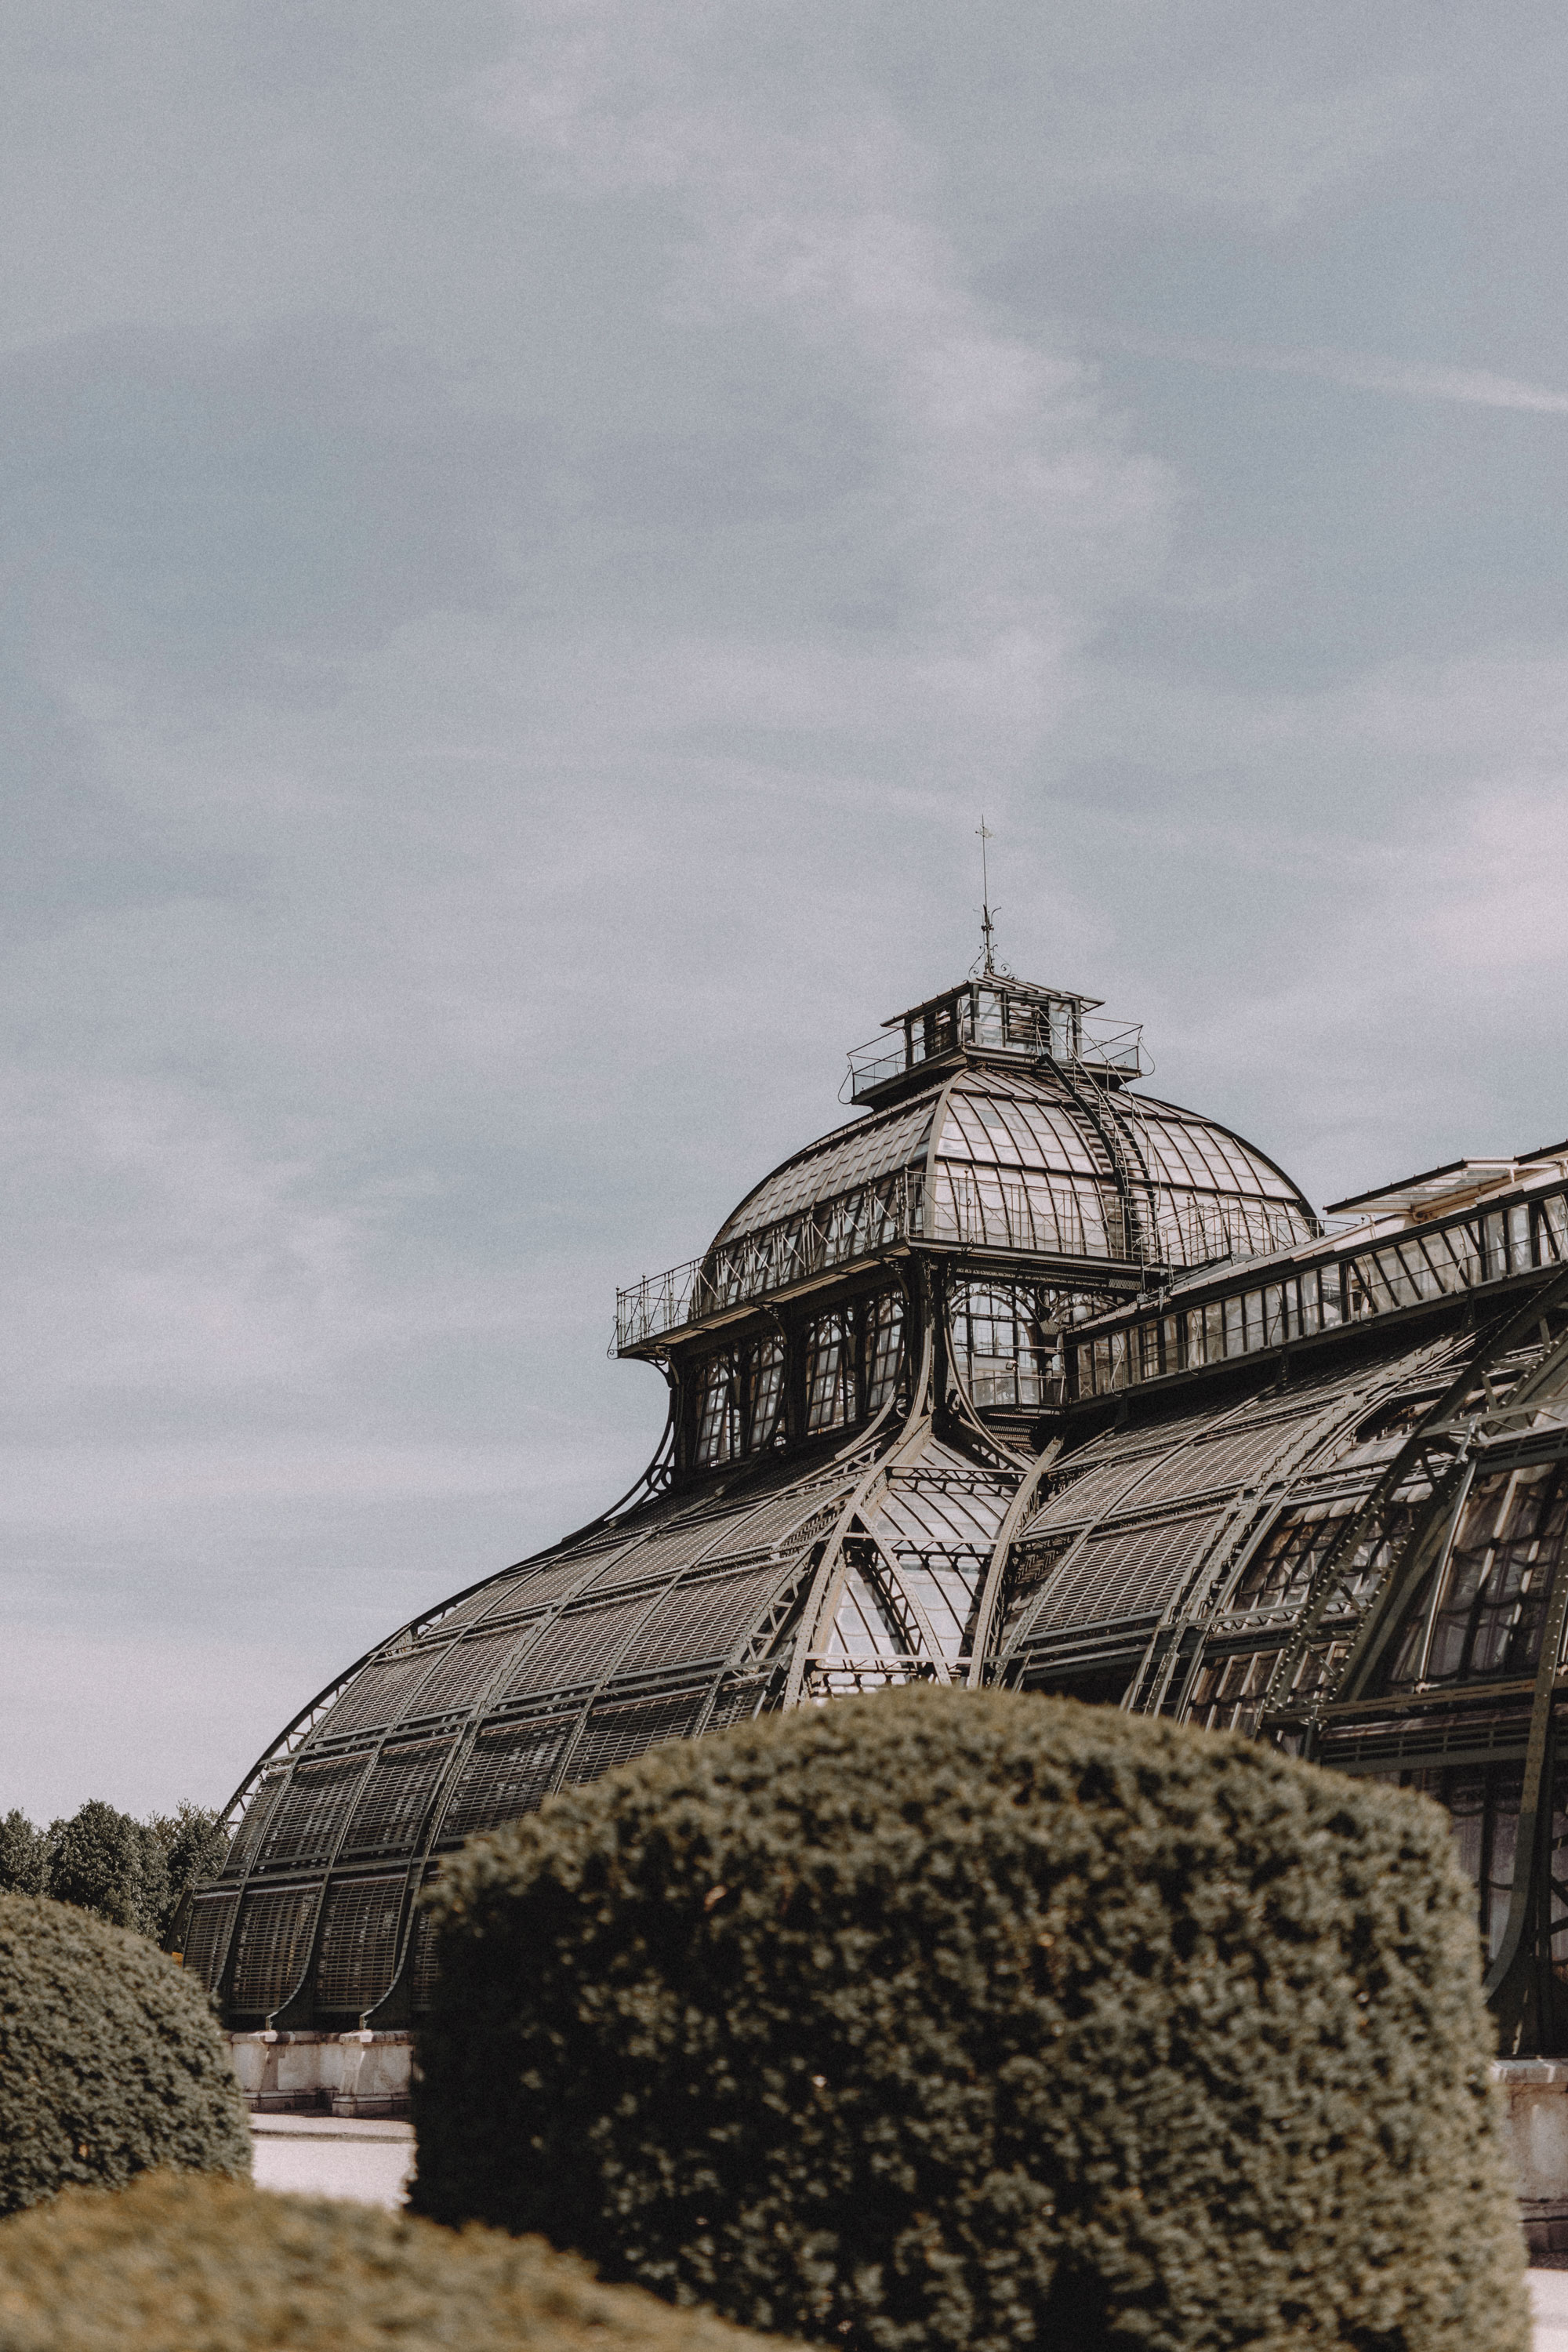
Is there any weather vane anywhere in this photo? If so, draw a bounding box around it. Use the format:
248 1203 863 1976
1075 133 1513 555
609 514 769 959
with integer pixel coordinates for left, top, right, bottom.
972 815 1012 978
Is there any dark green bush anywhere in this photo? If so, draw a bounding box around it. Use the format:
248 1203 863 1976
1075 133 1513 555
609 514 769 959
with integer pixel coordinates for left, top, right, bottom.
0 1895 251 2215
412 1686 1529 2352
0 2171 806 2352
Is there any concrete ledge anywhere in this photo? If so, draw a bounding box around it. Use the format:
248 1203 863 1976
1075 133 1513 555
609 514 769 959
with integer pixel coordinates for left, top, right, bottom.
228 2031 412 2120
251 2114 413 2143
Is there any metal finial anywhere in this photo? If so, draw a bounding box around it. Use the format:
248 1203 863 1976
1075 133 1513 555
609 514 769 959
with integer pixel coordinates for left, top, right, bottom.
974 816 1010 978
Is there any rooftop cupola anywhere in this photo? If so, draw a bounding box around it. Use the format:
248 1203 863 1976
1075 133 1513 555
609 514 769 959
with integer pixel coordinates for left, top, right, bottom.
844 976 1145 1109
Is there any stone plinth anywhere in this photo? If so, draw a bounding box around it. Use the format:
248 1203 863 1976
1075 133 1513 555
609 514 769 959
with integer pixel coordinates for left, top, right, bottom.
1495 2059 1568 2258
227 2031 412 2119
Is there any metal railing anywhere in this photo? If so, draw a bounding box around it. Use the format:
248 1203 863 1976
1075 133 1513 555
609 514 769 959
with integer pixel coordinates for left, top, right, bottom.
844 1005 1145 1104
615 1171 924 1352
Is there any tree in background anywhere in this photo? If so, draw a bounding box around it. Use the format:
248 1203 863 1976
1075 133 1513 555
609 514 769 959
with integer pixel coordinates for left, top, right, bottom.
0 1799 227 1945
0 1811 46 1898
47 1801 160 1937
147 1803 231 1944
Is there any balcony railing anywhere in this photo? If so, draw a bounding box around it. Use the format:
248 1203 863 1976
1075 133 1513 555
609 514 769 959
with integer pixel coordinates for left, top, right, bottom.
844 993 1145 1104
615 1171 924 1352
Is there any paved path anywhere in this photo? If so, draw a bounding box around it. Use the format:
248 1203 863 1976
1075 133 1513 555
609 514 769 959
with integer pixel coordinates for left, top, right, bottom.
1535 2270 1568 2348
249 2114 415 2209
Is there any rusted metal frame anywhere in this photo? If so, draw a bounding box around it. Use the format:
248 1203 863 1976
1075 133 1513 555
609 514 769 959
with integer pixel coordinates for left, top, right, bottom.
780 1295 937 1712
1483 1546 1568 2045
225 1483 700 2024
850 1529 953 1683
266 1707 453 2031
964 1436 1068 1687
617 1170 921 1353
990 1374 1300 1673
1045 1052 1155 1265
1323 1348 1567 1711
540 1471 859 1789
1261 1270 1568 1722
1325 1459 1482 1714
1152 1359 1461 1726
808 1656 938 1690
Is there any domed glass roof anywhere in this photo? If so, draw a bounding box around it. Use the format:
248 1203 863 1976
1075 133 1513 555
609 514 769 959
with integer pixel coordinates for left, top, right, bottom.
713 1063 1316 1272
183 967 1330 2039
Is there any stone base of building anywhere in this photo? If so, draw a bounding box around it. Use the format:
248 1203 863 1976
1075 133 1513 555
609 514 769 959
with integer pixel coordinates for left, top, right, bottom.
1495 2061 1568 2258
227 2031 412 2120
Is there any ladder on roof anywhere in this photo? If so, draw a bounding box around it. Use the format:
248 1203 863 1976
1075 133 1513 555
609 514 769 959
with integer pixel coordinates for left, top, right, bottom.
1050 1051 1156 1269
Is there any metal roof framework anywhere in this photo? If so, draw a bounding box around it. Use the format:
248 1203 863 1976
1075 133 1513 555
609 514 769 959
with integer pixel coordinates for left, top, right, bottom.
187 972 1568 2045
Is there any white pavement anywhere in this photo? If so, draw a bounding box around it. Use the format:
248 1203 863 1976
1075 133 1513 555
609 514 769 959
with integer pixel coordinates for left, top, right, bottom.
1534 2271 1568 2349
249 2114 415 2209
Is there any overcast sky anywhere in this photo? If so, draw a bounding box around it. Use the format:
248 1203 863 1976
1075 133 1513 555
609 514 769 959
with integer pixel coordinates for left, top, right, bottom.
5 2 1568 1820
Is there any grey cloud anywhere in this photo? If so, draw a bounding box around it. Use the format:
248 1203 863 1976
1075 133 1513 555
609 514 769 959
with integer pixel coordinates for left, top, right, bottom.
2 0 1568 1817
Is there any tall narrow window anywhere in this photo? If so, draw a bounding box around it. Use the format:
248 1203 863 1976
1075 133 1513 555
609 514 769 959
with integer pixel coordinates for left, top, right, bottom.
949 1280 1065 1409
743 1336 786 1452
805 1313 854 1433
864 1293 905 1416
694 1352 739 1468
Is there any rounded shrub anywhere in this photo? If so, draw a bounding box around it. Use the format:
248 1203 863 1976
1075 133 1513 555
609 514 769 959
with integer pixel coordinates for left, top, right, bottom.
0 2171 806 2352
411 1686 1529 2352
0 1894 251 2215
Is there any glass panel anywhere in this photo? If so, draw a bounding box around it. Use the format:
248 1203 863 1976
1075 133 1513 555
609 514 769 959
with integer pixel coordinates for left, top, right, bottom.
864 1293 906 1415
314 1875 405 2013
805 1312 854 1433
694 1352 739 1469
1419 1465 1568 1685
746 1335 786 1450
953 1282 1049 1409
1508 1203 1532 1272
1538 1192 1568 1265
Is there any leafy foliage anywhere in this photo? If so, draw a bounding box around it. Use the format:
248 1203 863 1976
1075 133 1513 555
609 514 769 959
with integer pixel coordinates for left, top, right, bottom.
412 1686 1529 2352
0 1799 226 1944
0 1895 251 2216
0 2171 805 2352
46 1800 158 1936
146 1802 231 1943
0 1814 45 1900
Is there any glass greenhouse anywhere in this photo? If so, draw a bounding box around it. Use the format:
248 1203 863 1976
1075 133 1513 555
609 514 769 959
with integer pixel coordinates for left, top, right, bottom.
184 970 1568 2058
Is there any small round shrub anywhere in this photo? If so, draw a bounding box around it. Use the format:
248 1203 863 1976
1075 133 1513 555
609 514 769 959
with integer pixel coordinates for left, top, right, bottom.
0 1894 250 2215
0 2171 807 2352
411 1686 1529 2352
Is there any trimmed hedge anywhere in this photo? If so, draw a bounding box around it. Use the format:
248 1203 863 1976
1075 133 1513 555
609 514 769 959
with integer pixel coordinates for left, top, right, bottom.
411 1686 1529 2352
0 2171 807 2352
0 1895 250 2215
